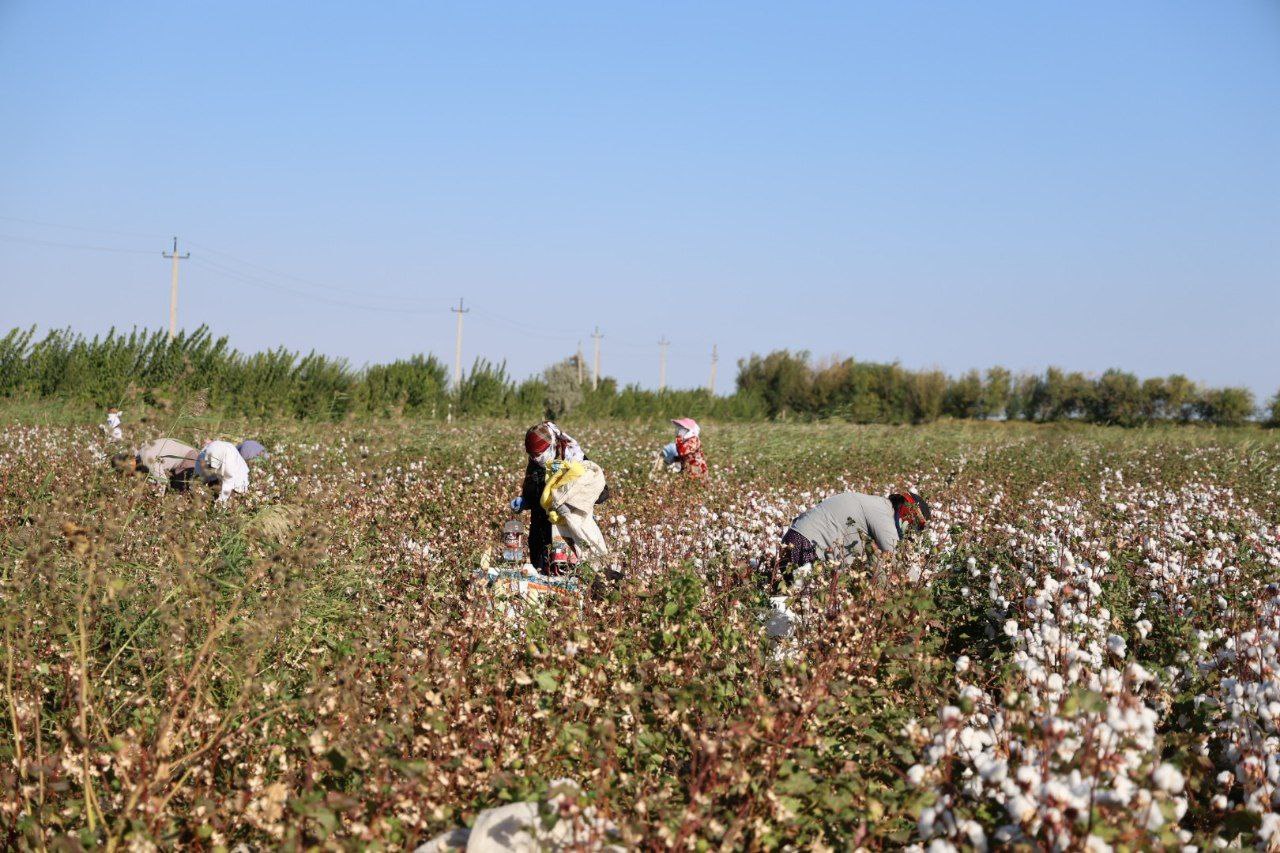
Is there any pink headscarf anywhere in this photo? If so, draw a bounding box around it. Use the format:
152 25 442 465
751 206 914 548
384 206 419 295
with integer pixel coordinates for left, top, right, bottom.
671 418 700 438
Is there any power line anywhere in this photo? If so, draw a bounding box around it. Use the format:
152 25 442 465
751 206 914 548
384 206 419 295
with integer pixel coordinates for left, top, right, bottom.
0 232 155 255
185 239 441 307
0 213 167 241
188 256 447 314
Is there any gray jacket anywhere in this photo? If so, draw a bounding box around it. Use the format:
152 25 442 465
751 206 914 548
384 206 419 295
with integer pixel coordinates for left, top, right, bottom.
790 491 899 564
137 438 198 483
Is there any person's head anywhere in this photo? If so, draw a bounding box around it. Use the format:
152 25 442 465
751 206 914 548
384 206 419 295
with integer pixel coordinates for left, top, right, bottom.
524 423 557 467
111 452 140 474
890 491 931 535
672 418 699 439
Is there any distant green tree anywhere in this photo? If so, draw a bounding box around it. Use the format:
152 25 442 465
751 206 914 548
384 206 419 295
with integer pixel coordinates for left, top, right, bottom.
1005 373 1039 421
943 369 984 419
542 357 584 420
735 350 813 418
1089 369 1144 426
1196 387 1255 426
907 369 948 423
981 367 1012 419
459 359 516 417
1139 377 1167 421
1267 391 1280 428
1164 374 1198 422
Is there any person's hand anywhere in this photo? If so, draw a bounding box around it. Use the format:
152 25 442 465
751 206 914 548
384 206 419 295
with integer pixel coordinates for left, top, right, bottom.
510 497 524 512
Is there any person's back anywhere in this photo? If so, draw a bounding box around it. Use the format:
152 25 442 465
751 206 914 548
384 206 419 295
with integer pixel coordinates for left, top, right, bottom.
196 440 251 502
138 438 198 483
790 491 899 564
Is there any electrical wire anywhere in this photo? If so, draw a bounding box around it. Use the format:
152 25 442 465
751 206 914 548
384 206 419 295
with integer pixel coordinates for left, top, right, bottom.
185 239 441 306
1 213 722 368
188 256 449 315
0 214 167 241
0 232 156 255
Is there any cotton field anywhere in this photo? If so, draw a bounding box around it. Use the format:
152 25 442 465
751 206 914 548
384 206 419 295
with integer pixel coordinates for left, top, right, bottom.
0 416 1277 849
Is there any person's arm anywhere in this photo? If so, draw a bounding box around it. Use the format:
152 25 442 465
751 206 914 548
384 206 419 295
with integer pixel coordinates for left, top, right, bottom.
516 462 541 510
216 477 235 503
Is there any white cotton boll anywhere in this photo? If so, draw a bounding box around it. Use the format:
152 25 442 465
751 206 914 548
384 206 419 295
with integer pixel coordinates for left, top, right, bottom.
1126 662 1153 685
918 805 937 837
1084 835 1114 853
955 655 970 673
927 840 958 853
1004 619 1019 637
958 820 987 852
907 764 926 785
1152 762 1185 795
976 758 1007 784
1005 794 1036 823
1260 813 1280 843
1106 635 1127 657
1110 775 1135 806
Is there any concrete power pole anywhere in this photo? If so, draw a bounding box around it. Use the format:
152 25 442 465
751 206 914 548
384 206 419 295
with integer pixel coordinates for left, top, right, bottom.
708 344 719 395
163 237 190 341
591 326 603 390
658 336 670 392
451 298 469 389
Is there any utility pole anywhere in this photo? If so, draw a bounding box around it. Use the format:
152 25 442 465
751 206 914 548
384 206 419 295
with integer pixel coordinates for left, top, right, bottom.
162 237 189 341
591 326 603 391
576 341 585 385
451 298 469 389
658 336 670 392
708 344 719 396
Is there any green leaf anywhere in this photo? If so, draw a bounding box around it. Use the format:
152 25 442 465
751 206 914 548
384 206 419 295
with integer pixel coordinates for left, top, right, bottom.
535 670 559 692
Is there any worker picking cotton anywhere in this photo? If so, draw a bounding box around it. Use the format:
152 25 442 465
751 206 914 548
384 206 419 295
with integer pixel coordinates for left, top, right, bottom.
778 490 931 586
511 422 608 570
194 439 252 503
660 417 707 478
103 407 123 440
111 437 200 490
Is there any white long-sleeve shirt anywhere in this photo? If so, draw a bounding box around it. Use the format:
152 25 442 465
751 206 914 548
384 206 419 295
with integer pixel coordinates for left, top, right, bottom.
195 440 250 503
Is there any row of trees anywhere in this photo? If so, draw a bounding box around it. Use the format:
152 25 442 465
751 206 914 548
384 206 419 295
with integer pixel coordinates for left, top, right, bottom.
735 351 1267 427
0 327 753 422
0 327 1272 426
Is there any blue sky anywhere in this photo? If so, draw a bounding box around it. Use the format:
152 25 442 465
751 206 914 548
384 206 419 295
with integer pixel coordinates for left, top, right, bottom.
1 2 1277 396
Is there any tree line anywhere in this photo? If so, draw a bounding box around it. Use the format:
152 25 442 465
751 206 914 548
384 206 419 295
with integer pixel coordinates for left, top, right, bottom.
0 327 1273 427
734 351 1267 427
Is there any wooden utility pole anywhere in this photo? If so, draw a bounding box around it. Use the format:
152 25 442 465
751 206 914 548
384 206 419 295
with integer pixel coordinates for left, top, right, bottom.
451 298 469 389
591 326 603 390
708 344 719 395
658 336 670 392
163 237 189 341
